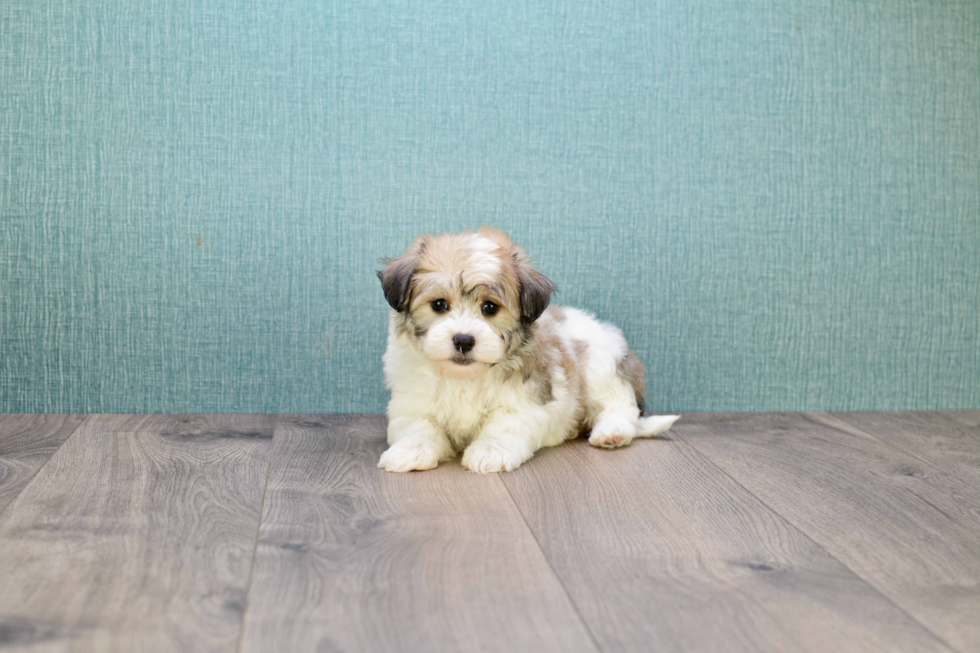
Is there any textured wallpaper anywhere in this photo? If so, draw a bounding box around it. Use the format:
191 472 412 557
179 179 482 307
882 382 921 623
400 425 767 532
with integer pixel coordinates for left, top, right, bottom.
1 0 978 413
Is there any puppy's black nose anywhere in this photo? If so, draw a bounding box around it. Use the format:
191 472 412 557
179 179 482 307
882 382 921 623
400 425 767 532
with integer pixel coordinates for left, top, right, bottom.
453 333 476 354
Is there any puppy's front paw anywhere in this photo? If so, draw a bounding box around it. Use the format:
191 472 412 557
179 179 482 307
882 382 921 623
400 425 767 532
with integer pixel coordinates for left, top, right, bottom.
378 438 442 473
461 439 525 473
589 414 637 449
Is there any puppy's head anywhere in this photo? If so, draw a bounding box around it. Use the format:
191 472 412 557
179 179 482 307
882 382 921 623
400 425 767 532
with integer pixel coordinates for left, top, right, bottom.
378 228 554 379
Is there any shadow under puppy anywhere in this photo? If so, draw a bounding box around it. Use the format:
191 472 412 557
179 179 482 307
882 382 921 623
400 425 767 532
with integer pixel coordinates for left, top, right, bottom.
377 228 679 473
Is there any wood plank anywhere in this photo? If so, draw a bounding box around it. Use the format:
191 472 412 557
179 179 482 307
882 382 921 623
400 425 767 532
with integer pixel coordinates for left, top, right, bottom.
677 412 980 653
239 414 597 653
820 412 980 488
500 436 950 653
0 414 275 653
945 411 980 428
0 414 85 516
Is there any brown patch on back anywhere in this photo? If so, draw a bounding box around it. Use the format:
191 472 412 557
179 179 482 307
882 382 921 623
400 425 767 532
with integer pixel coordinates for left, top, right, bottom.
618 349 646 413
520 317 578 410
547 306 566 322
524 322 558 402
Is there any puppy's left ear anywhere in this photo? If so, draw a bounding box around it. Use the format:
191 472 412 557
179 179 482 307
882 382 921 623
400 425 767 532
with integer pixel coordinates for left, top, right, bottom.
378 240 424 312
514 254 555 323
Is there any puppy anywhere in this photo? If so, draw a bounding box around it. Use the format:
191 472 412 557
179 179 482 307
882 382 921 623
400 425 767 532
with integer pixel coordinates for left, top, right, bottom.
377 228 679 473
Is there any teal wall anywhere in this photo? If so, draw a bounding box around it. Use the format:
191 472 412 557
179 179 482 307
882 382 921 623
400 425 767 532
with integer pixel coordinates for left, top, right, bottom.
2 0 978 414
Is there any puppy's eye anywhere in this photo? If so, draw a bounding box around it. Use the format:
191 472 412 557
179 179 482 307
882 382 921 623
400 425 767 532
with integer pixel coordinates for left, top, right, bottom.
481 301 499 316
431 299 449 313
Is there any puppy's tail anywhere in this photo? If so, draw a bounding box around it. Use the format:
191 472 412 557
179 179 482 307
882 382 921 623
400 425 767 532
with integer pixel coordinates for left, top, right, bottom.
636 414 680 438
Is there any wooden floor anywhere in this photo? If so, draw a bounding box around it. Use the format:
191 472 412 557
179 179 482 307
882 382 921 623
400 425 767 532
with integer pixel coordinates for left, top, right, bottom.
0 412 978 652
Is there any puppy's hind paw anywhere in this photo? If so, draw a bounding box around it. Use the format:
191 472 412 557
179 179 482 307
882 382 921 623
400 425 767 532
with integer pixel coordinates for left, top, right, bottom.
588 414 636 449
461 439 525 473
378 438 443 473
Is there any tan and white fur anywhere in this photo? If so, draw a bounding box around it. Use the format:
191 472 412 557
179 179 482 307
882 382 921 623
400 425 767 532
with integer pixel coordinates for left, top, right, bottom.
377 228 679 473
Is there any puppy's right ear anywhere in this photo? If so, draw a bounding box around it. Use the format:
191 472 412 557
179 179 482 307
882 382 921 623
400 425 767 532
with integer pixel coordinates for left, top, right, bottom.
378 239 424 312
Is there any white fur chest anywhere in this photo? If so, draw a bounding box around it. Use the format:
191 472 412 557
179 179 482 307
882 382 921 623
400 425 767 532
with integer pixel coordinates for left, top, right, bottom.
384 332 522 448
424 375 497 446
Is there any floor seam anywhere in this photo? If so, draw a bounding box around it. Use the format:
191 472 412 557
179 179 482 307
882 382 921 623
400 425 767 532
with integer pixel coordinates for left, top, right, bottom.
673 424 962 653
805 411 978 497
498 474 606 653
0 414 89 523
235 413 280 653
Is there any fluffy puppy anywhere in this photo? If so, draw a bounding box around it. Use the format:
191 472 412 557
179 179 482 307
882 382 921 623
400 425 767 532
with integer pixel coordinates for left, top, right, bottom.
377 228 679 473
